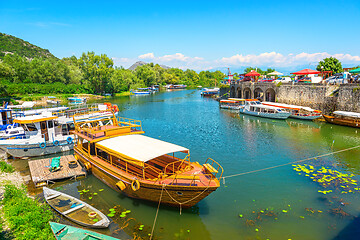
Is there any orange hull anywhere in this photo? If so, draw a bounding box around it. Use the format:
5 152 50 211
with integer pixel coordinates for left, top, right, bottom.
323 114 360 128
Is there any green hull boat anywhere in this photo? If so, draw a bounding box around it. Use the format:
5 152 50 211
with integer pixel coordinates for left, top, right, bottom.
50 222 120 240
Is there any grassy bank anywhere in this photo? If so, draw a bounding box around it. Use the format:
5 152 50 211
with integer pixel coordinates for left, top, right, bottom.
114 91 131 97
0 159 54 240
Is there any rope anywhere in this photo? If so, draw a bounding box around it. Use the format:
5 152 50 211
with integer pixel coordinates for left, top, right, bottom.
149 184 165 240
221 145 360 183
163 184 211 215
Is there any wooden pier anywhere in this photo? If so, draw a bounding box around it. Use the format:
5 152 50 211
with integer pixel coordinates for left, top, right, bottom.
29 155 86 188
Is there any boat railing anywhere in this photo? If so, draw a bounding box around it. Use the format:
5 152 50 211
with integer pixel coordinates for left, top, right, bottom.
165 172 215 186
96 154 144 179
204 158 224 180
163 154 191 176
116 117 143 132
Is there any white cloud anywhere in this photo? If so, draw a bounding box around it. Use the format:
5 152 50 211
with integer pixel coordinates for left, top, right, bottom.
113 52 360 70
138 53 155 59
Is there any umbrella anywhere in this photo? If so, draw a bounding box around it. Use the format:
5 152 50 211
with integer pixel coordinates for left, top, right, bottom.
268 71 283 76
349 67 360 74
245 70 261 76
290 69 321 75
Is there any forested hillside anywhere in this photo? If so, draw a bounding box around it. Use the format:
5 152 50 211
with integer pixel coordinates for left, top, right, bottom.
0 33 56 60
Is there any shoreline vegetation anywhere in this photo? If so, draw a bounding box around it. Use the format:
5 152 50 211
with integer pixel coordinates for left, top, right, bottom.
0 49 226 102
0 157 54 240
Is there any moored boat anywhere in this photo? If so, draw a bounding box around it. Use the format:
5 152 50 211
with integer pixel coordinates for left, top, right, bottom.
262 102 322 120
50 222 119 240
131 88 152 95
72 111 223 208
220 99 245 110
201 88 219 96
44 187 110 228
323 111 360 128
239 99 291 120
68 97 87 104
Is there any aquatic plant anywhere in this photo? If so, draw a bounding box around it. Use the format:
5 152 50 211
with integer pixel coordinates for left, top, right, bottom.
292 164 359 194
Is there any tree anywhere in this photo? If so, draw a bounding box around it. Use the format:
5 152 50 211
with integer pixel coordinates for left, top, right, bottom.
135 65 156 86
0 61 15 80
109 68 137 93
316 57 343 74
78 52 114 94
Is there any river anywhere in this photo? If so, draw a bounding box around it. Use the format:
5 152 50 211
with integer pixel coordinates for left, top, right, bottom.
16 89 360 240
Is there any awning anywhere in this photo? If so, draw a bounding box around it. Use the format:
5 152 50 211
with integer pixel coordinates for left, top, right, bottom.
349 67 360 74
334 111 360 119
267 71 283 76
96 135 189 164
245 70 261 76
291 69 321 75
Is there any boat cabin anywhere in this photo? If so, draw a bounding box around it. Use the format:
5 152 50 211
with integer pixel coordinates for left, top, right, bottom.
13 113 73 140
0 108 13 129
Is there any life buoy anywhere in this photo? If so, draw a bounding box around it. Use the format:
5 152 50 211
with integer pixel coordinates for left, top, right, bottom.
67 136 73 144
53 140 59 146
39 142 46 149
116 181 126 191
131 180 140 191
84 162 91 170
88 212 97 218
6 125 12 130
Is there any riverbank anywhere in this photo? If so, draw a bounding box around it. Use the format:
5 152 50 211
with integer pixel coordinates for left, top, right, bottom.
8 93 105 106
0 154 54 240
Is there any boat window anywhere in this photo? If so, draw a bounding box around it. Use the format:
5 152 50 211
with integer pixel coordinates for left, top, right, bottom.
90 143 95 155
82 139 89 153
62 124 69 135
48 120 54 129
255 101 261 104
25 123 37 131
96 148 109 161
54 121 60 127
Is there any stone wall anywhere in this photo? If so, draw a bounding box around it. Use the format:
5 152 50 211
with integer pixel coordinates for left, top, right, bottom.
228 82 360 114
337 84 360 112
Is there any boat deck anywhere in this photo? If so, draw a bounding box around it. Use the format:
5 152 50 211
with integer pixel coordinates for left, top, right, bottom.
29 155 86 188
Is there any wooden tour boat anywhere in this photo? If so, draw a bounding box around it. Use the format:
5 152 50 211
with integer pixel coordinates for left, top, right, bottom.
323 111 360 128
44 187 110 228
50 222 119 240
72 111 223 208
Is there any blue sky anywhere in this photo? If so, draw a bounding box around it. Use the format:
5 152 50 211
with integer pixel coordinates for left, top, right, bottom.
1 0 360 71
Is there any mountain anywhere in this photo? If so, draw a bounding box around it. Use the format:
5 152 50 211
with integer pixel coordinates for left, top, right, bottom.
128 61 171 70
0 32 56 60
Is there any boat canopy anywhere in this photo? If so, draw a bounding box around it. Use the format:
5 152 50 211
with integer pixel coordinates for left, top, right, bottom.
220 100 240 103
334 111 360 119
228 98 246 101
13 113 57 124
96 135 189 164
262 102 321 113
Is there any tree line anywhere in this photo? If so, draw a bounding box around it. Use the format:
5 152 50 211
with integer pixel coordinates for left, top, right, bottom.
0 51 226 96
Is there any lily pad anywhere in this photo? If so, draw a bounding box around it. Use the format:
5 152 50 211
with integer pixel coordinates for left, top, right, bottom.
109 208 115 212
99 189 104 191
89 197 92 200
93 193 98 195
107 213 115 217
93 219 99 222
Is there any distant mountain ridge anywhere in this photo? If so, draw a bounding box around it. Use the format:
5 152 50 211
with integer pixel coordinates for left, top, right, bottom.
128 61 171 70
0 32 56 60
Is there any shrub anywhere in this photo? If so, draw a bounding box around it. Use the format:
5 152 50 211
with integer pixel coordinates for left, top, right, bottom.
1 184 54 240
0 161 14 173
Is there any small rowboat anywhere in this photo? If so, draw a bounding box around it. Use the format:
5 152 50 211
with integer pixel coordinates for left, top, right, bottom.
44 187 110 228
50 222 119 240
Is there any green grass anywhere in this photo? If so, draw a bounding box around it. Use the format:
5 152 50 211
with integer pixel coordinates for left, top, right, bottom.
0 161 14 173
1 184 54 240
115 91 131 97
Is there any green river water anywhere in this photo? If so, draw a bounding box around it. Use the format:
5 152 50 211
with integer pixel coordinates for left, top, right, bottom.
18 89 360 240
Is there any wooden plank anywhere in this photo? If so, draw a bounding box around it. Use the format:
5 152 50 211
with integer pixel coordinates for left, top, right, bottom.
29 155 86 187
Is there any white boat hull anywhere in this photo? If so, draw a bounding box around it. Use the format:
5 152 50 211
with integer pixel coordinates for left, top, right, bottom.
0 140 73 158
289 114 322 120
240 108 291 120
220 105 242 110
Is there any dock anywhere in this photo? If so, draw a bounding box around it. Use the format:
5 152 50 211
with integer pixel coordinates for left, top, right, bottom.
29 155 86 188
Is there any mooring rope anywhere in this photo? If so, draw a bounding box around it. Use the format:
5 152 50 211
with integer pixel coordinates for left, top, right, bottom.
163 184 211 215
149 184 165 240
221 145 360 184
